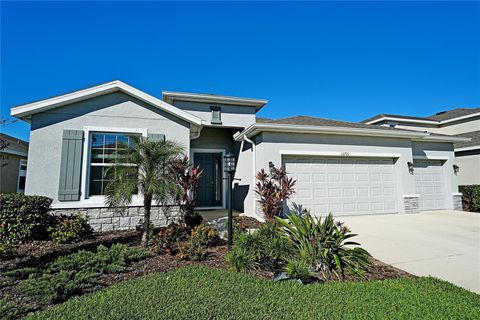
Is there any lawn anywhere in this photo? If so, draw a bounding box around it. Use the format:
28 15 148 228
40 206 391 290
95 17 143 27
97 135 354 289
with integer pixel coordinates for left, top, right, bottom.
28 266 480 320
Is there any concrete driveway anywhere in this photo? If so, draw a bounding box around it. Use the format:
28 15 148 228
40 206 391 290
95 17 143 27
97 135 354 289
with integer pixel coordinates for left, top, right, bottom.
339 211 480 293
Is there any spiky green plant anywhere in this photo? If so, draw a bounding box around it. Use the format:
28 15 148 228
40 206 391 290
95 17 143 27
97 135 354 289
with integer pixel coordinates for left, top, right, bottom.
276 213 371 279
104 137 184 246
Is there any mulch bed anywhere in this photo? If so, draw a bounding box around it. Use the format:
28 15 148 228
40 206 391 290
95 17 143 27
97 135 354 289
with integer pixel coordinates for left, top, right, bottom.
1 230 140 272
1 228 412 319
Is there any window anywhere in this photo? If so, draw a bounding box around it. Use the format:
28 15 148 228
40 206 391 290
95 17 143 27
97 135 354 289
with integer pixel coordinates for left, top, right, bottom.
210 106 222 124
89 132 138 196
17 159 27 193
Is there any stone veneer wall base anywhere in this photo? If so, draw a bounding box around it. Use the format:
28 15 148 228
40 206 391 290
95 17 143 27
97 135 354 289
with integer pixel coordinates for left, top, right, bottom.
452 194 463 211
51 206 180 232
403 196 419 214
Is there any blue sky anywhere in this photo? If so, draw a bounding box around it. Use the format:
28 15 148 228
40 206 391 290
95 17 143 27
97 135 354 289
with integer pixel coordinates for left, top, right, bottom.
1 1 479 141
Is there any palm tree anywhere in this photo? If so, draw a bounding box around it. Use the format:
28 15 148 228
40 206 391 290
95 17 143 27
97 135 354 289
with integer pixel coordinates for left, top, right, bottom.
104 136 183 246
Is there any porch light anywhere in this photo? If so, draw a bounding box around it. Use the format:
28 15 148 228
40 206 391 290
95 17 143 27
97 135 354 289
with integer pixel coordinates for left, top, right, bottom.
453 164 460 174
224 152 236 173
224 152 236 249
407 161 414 174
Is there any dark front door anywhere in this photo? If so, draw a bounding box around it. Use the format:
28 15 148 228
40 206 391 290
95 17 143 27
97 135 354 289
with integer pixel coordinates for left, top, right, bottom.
194 153 223 207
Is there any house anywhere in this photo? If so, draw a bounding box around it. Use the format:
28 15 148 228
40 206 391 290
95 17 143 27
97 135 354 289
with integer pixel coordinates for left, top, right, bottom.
10 80 468 231
0 133 28 193
361 108 480 185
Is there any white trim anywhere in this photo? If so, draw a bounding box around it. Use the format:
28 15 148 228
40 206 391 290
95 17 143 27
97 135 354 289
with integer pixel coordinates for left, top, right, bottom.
80 126 148 204
455 145 480 152
440 112 480 125
190 148 227 209
11 80 203 126
364 117 438 125
162 91 268 109
16 159 27 193
452 192 463 196
279 150 401 158
364 111 480 126
412 155 450 161
1 149 28 157
414 135 470 143
403 194 420 198
235 123 429 141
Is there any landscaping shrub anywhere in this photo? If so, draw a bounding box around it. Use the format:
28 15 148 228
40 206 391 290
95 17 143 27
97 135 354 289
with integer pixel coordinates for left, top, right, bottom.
0 242 16 259
255 164 296 220
155 223 189 255
0 193 53 244
1 295 34 320
226 244 257 273
459 185 480 212
178 222 220 261
277 213 371 280
284 259 313 280
48 213 93 243
14 244 151 304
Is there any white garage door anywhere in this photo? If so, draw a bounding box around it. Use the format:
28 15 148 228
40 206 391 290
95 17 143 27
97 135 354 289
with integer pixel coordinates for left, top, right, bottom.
283 156 398 216
414 160 446 210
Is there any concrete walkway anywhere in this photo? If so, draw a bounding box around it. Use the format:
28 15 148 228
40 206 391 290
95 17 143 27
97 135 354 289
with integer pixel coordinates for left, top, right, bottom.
339 211 480 294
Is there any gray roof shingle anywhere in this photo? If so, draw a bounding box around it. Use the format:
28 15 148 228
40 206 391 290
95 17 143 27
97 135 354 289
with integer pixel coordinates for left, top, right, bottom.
453 130 480 149
427 108 480 121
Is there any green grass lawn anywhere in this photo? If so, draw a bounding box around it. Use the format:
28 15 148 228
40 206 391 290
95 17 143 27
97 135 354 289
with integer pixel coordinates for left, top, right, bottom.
28 266 480 320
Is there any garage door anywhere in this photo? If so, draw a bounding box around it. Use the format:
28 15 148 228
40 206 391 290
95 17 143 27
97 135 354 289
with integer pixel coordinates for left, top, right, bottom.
283 156 398 216
414 160 446 210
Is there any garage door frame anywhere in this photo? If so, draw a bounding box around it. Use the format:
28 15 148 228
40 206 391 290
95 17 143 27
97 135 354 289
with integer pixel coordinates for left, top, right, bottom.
282 151 401 216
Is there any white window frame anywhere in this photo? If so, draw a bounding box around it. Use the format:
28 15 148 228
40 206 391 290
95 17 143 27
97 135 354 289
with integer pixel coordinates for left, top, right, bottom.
17 158 27 193
80 126 147 206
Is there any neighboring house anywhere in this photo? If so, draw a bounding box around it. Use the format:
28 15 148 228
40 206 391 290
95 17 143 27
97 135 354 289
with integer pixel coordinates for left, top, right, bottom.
0 133 28 193
361 108 480 185
10 80 468 231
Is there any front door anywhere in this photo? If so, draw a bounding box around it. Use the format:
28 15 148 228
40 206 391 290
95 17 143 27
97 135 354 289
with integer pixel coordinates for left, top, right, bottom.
194 152 223 207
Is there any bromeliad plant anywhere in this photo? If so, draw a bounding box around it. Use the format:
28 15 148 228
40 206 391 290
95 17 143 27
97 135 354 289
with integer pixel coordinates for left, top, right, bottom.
255 163 296 220
276 213 371 279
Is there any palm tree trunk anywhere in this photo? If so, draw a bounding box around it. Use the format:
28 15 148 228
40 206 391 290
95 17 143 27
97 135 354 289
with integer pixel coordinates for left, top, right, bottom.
141 194 152 247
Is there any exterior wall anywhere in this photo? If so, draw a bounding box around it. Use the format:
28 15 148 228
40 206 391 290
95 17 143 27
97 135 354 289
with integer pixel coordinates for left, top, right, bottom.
233 139 255 216
411 141 459 209
190 127 235 152
252 132 459 217
438 117 480 135
173 100 256 128
0 154 22 193
377 117 480 136
255 132 416 216
26 92 191 208
52 206 180 232
455 151 480 185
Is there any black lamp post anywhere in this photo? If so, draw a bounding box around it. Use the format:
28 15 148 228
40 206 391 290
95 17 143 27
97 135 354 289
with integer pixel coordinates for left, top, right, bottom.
224 152 236 249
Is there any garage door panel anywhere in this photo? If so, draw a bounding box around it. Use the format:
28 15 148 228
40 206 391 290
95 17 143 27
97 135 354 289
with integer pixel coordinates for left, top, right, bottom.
414 160 446 210
284 156 398 216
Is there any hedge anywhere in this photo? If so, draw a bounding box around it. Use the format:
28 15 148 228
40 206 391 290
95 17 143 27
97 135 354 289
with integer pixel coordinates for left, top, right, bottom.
458 185 480 213
0 193 53 244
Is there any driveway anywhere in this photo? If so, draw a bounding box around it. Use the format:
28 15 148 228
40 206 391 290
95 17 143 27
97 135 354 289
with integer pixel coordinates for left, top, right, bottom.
339 211 480 293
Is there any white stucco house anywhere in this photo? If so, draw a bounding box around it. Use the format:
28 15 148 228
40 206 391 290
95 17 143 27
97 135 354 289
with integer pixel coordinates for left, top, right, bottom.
10 80 469 231
362 108 480 185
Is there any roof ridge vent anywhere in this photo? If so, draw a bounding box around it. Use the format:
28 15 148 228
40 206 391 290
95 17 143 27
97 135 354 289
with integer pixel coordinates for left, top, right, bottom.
435 111 447 115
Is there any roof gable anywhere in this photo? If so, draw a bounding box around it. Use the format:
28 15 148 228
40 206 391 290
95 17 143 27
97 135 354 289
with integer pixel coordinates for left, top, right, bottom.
10 81 202 126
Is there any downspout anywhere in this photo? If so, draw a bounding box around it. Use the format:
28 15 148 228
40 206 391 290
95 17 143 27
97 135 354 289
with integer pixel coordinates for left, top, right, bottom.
243 135 257 218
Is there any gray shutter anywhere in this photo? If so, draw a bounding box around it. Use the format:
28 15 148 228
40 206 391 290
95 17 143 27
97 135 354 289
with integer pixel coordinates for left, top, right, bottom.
58 130 84 201
148 133 165 142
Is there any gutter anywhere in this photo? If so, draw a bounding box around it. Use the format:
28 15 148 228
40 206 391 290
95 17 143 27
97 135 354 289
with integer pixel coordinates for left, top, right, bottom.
235 123 430 141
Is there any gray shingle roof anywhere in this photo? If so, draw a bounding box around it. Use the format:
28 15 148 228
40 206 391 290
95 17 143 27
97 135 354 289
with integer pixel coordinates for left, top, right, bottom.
256 116 425 133
453 130 480 149
361 107 480 124
427 108 480 121
360 113 432 123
